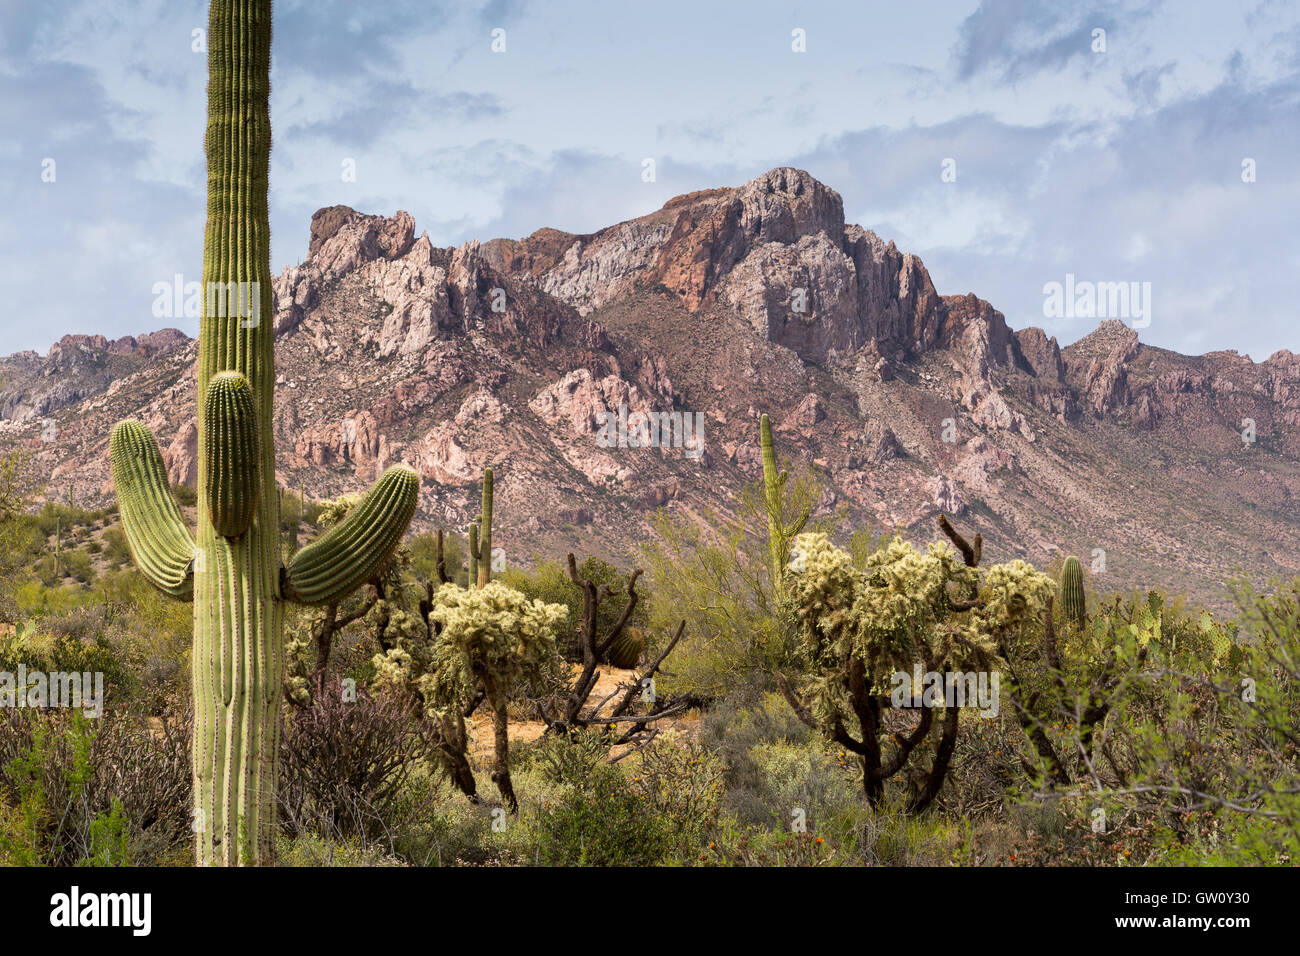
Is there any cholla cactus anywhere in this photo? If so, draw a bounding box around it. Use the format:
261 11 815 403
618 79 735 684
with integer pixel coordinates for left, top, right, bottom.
1058 555 1087 630
374 580 566 810
781 517 1054 812
107 0 419 865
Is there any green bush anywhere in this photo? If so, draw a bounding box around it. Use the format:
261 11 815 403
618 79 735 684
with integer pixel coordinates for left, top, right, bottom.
532 762 676 866
701 693 857 830
170 483 198 507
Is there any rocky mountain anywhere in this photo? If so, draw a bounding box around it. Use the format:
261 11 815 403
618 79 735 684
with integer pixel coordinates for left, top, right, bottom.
4 167 1298 610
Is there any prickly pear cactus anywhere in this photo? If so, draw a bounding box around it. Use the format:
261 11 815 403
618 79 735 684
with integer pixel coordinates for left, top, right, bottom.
107 0 419 865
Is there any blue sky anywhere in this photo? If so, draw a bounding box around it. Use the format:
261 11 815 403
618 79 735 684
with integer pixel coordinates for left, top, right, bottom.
2 0 1297 358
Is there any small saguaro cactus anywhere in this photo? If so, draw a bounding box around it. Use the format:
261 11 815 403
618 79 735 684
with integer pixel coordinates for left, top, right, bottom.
107 0 419 866
1059 555 1087 630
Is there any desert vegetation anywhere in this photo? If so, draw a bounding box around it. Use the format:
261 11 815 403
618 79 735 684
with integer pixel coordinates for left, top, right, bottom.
0 426 1296 867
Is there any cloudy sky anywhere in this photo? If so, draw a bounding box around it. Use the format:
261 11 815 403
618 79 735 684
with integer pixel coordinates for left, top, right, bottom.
2 0 1297 358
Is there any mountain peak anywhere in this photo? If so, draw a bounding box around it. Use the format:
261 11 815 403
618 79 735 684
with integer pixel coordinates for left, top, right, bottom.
732 166 846 244
308 205 415 261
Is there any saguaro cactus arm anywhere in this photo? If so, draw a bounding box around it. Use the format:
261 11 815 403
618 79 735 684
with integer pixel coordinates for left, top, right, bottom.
283 464 420 606
468 521 480 583
204 370 261 538
109 419 195 600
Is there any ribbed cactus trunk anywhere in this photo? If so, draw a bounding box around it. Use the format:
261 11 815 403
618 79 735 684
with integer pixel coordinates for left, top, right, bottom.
193 0 279 866
109 0 420 866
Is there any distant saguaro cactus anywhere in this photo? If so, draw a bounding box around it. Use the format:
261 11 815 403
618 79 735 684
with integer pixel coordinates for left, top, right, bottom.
1059 555 1087 630
468 466 494 587
759 413 808 602
107 0 419 865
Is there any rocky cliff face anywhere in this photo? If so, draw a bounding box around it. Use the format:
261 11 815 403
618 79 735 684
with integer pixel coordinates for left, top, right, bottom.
0 329 189 422
5 168 1299 609
481 167 945 364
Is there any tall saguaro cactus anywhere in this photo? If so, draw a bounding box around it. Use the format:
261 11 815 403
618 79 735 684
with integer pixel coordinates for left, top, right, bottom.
108 0 419 865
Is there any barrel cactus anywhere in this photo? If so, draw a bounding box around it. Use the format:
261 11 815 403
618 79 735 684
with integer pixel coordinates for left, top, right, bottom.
602 628 645 669
107 0 419 865
1059 555 1087 630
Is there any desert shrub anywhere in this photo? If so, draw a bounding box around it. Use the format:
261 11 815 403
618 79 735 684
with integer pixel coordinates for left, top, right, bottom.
275 831 408 867
640 509 782 702
939 712 1029 817
61 549 94 584
525 727 611 784
0 613 135 702
531 762 676 866
704 798 956 867
623 734 726 853
639 453 829 704
0 705 191 866
383 770 533 866
407 531 468 587
701 692 857 830
278 680 433 845
170 483 197 507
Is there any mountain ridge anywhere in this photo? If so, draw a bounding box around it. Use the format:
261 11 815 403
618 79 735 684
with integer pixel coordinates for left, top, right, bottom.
4 167 1298 610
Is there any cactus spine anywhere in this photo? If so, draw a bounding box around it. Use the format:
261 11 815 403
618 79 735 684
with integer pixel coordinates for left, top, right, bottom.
1059 555 1087 630
107 0 418 865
